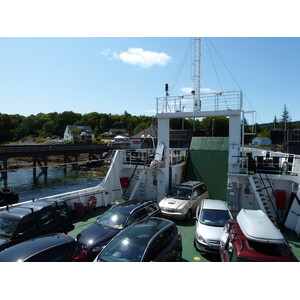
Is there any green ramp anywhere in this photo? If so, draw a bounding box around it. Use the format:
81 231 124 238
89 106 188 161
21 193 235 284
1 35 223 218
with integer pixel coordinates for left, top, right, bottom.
185 137 228 200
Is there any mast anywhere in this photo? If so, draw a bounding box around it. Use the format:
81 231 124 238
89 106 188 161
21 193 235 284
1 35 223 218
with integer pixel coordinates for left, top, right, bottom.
193 37 201 111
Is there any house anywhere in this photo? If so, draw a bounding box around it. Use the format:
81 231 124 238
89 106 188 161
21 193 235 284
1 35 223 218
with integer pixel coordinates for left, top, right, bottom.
64 125 95 141
130 125 192 149
251 137 272 146
109 128 128 136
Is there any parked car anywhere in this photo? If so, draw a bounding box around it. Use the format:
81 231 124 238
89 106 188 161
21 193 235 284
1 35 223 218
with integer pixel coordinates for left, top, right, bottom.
76 199 161 261
159 181 209 220
0 199 74 252
95 217 182 262
0 233 83 262
219 209 298 262
194 199 232 253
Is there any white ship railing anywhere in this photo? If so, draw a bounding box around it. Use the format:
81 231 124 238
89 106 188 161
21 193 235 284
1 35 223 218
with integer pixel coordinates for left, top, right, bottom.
122 148 187 168
156 91 242 114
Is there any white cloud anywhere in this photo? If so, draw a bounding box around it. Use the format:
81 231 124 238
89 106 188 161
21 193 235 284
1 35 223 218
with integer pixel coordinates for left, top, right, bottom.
100 48 111 56
113 48 172 69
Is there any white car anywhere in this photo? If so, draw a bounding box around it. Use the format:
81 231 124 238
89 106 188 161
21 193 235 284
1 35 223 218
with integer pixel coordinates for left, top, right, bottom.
194 199 232 253
159 181 209 220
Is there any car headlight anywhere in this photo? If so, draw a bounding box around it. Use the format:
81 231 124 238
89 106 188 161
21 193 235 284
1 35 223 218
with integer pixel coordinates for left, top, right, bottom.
176 206 188 213
196 228 206 243
197 233 206 243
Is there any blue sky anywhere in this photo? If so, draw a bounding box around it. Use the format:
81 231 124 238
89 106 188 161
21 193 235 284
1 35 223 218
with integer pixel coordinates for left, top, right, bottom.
0 37 299 123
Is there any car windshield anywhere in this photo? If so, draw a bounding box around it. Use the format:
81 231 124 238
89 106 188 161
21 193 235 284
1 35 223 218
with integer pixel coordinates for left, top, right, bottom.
0 217 19 238
200 209 231 227
169 187 192 200
98 235 147 262
96 208 129 229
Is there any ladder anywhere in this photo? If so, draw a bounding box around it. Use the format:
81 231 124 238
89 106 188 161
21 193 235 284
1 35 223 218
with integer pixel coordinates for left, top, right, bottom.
248 174 278 226
122 152 146 200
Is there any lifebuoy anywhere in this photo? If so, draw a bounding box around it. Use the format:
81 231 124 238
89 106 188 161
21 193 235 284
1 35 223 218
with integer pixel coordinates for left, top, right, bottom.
87 195 97 209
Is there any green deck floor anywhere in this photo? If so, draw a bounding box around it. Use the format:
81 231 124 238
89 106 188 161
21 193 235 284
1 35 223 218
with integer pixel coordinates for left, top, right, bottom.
68 206 300 262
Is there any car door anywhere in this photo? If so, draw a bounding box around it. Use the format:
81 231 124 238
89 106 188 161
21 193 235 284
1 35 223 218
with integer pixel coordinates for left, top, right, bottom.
54 204 74 232
14 216 39 243
38 209 57 235
157 226 181 262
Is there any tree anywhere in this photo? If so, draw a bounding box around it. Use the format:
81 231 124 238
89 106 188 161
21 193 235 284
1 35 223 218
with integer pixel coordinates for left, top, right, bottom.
273 116 277 130
280 104 291 130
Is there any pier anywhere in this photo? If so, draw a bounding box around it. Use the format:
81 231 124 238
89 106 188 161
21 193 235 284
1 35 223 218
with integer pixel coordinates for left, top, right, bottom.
0 143 127 186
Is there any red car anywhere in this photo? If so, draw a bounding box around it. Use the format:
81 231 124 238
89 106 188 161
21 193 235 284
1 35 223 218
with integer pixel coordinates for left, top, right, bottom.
219 209 298 262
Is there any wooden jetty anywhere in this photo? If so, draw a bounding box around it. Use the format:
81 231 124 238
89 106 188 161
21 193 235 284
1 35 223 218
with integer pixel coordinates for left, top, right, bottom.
0 143 127 186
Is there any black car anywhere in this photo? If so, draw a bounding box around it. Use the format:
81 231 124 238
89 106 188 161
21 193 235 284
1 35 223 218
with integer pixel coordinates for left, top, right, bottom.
76 199 161 261
0 233 82 262
0 199 74 252
96 217 182 262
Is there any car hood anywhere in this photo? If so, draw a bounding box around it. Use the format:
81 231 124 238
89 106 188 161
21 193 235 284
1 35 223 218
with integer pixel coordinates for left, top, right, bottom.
196 223 224 241
159 197 189 210
77 223 118 247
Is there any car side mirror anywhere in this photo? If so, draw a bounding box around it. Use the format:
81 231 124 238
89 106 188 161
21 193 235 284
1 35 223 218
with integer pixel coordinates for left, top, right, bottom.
16 232 24 238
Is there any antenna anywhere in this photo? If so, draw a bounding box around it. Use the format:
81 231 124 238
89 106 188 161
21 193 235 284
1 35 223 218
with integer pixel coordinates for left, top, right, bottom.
193 37 201 111
165 83 169 96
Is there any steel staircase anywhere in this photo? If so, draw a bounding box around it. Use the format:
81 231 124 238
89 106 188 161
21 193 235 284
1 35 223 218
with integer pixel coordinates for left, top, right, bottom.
122 164 146 201
248 174 278 226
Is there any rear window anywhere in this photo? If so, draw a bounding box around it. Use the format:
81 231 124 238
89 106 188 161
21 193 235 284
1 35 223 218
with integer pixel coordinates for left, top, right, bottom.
98 235 146 262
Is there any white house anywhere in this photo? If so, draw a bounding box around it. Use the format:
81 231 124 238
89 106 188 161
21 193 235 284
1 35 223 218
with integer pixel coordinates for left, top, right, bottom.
64 125 95 141
252 137 272 145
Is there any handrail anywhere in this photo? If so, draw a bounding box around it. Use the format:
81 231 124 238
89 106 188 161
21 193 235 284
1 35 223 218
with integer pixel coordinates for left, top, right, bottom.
258 173 280 222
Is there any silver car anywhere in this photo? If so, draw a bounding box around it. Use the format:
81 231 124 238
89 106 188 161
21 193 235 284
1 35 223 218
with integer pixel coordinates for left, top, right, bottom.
159 181 209 220
194 199 232 253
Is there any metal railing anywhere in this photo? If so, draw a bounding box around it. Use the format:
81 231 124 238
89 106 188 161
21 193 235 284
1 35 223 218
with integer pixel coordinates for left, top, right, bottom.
156 91 242 114
122 148 188 168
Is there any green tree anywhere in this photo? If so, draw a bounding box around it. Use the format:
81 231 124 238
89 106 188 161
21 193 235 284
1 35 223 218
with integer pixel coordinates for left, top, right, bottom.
280 104 291 130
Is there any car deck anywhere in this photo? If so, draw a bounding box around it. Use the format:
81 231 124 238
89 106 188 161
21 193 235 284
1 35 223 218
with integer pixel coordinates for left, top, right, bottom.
68 206 300 262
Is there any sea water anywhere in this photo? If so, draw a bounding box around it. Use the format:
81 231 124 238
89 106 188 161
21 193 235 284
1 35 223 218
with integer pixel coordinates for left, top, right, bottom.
1 167 103 202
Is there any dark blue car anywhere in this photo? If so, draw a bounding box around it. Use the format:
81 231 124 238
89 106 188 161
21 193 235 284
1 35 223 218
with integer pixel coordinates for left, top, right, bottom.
76 199 161 261
96 217 182 262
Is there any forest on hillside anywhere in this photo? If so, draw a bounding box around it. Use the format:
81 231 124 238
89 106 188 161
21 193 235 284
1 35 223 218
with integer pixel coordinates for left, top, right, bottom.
0 106 297 144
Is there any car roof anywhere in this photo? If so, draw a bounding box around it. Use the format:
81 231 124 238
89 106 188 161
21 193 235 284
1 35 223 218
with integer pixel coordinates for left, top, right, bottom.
112 199 156 213
0 199 66 220
237 209 285 244
0 207 34 220
0 233 74 262
20 200 55 211
227 219 298 262
202 199 229 210
111 217 173 243
179 181 204 188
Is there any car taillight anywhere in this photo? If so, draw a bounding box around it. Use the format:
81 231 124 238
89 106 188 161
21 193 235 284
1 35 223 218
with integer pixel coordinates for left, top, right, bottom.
72 250 87 261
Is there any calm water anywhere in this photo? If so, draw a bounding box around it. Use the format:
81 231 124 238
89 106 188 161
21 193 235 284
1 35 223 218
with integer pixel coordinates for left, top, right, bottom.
1 167 103 202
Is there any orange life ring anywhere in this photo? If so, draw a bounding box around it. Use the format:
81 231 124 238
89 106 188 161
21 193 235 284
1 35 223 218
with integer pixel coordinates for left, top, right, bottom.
87 195 97 209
